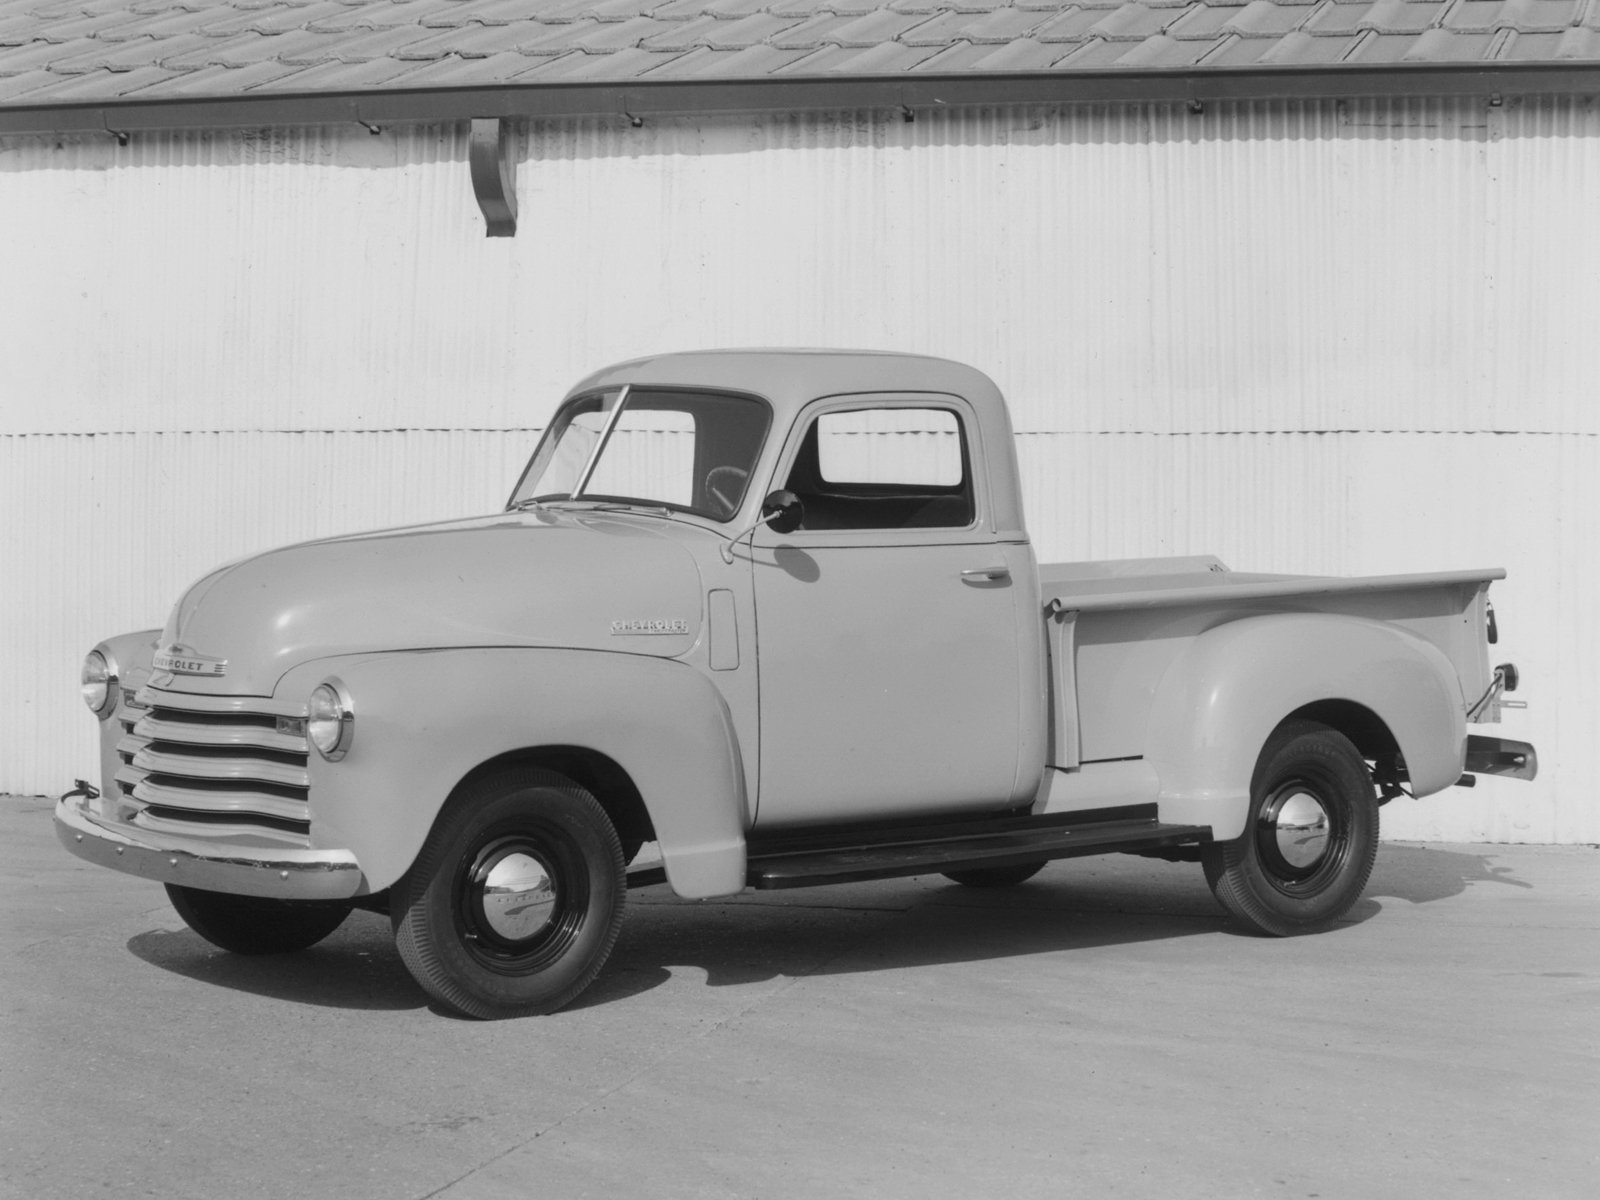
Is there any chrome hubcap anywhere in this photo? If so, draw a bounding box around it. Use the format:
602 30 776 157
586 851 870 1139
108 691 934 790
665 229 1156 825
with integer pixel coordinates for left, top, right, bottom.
1273 791 1331 869
479 852 558 942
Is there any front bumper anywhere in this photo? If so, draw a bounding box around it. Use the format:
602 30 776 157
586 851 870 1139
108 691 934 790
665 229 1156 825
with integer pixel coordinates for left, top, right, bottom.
55 792 367 901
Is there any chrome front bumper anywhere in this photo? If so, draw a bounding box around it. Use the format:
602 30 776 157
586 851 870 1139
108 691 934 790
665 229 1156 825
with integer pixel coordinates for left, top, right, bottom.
54 792 367 901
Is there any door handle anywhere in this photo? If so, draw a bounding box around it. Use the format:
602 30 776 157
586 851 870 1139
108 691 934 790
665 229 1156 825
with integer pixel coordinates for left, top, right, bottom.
961 567 1011 583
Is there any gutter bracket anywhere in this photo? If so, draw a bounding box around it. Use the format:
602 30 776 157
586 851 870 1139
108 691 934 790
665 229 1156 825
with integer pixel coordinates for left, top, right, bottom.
468 117 518 238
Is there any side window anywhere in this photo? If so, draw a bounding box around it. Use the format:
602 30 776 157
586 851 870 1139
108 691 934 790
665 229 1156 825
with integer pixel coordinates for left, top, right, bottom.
782 406 974 531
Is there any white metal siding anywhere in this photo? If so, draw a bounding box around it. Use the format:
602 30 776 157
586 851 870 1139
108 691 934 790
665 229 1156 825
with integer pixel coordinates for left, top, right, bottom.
2 97 1593 840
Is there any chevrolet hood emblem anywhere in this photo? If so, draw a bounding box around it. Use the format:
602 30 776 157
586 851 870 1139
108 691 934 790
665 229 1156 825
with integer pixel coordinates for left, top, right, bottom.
152 645 228 677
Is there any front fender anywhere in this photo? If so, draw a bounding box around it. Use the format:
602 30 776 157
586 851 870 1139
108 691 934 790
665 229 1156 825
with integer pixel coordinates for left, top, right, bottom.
1144 613 1466 839
280 648 748 898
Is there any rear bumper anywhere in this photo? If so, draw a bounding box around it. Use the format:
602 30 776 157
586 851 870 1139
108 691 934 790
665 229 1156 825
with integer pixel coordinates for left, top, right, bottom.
1464 735 1538 782
54 792 367 901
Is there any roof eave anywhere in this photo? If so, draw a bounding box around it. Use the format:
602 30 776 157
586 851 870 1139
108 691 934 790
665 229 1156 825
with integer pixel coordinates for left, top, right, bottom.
4 62 1600 138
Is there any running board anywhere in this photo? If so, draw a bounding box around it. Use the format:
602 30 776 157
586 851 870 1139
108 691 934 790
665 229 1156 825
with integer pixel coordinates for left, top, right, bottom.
744 812 1211 891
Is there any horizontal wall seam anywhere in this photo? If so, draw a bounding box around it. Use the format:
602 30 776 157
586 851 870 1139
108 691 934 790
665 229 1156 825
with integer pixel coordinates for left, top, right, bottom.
1014 429 1600 438
0 428 550 439
4 428 1597 440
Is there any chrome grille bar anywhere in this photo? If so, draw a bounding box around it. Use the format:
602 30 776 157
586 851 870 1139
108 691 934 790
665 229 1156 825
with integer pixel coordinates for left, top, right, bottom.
130 745 309 790
114 689 311 835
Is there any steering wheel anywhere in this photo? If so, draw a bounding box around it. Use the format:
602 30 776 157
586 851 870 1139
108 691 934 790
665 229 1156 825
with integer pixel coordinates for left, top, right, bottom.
705 466 749 518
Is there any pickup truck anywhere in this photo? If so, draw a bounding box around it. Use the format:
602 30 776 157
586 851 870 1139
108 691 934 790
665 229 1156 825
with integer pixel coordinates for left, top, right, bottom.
59 350 1537 1018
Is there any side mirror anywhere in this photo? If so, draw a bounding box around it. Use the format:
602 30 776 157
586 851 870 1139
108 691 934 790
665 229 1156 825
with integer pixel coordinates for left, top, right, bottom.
761 490 805 535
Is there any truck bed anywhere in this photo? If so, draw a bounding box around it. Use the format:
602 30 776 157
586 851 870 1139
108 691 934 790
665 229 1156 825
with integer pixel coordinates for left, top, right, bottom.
1039 556 1502 766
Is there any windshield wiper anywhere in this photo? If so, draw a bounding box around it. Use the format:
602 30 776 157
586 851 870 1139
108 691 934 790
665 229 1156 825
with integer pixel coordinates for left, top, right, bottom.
521 497 675 519
587 502 673 518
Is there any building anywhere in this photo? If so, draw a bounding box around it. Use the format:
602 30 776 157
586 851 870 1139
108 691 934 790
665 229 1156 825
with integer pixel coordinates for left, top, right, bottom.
3 0 1595 841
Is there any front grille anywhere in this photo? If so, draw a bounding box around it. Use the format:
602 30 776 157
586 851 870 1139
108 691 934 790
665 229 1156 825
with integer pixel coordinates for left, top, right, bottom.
115 691 311 844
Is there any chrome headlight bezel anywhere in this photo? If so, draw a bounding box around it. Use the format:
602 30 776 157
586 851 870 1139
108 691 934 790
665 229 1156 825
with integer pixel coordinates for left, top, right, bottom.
81 649 118 719
307 680 354 762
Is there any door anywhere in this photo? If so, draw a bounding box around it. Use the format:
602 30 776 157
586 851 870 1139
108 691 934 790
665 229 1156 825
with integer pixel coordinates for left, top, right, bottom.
752 398 1026 826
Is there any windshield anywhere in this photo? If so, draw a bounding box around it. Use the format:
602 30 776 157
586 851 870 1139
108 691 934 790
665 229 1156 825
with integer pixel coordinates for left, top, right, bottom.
510 387 771 522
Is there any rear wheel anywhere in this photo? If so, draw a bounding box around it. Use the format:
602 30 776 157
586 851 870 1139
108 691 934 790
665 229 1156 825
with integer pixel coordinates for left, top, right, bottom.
943 861 1046 888
391 769 626 1019
1203 720 1378 936
165 885 352 954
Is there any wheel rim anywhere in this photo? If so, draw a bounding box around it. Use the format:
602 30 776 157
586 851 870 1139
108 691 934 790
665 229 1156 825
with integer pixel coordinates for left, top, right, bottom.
456 829 589 974
1255 776 1349 893
480 851 558 942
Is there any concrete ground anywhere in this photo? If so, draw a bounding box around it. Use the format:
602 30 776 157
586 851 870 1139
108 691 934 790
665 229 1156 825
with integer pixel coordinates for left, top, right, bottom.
3 794 1595 1200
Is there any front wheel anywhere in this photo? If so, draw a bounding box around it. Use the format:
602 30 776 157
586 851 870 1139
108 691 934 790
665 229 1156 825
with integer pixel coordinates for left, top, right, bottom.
1202 720 1378 936
391 769 626 1019
165 885 353 954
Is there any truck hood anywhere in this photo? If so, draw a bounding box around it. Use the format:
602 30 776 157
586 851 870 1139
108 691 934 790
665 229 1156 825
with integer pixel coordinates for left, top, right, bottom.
154 510 705 697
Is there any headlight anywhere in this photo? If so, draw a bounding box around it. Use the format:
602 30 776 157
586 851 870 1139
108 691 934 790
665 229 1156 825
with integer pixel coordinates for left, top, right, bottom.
307 681 354 761
81 649 117 718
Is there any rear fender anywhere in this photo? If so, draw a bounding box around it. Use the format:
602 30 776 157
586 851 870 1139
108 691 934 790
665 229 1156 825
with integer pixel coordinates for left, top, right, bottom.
279 648 748 898
1144 613 1466 840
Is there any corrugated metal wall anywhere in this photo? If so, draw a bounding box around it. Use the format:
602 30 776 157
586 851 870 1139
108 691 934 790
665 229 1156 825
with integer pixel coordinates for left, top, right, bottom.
2 96 1593 841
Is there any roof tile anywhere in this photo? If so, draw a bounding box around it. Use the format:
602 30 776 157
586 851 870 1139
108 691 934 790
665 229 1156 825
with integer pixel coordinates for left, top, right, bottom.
912 38 1017 68
706 0 798 14
0 36 81 74
1552 23 1600 51
635 0 705 16
157 29 337 70
1165 4 1244 36
1034 9 1115 38
1054 33 1142 60
926 34 1066 64
1361 0 1448 31
246 52 423 89
530 15 672 52
203 2 355 38
635 41 821 74
1304 2 1374 32
1402 26 1498 55
386 21 539 58
47 35 172 74
700 13 811 48
775 38 947 67
1114 29 1223 59
899 8 1055 42
122 55 308 94
17 62 180 99
1199 29 1278 57
1089 4 1184 37
1445 0 1582 32
1217 0 1314 35
406 0 549 28
18 11 145 43
0 68 68 100
1343 28 1422 55
379 49 545 84
517 45 685 78
1256 27 1362 58
780 10 940 47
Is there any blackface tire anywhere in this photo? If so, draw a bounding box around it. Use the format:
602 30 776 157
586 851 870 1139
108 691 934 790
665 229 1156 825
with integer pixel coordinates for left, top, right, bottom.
1202 720 1379 936
391 769 626 1019
943 861 1047 888
165 884 353 954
